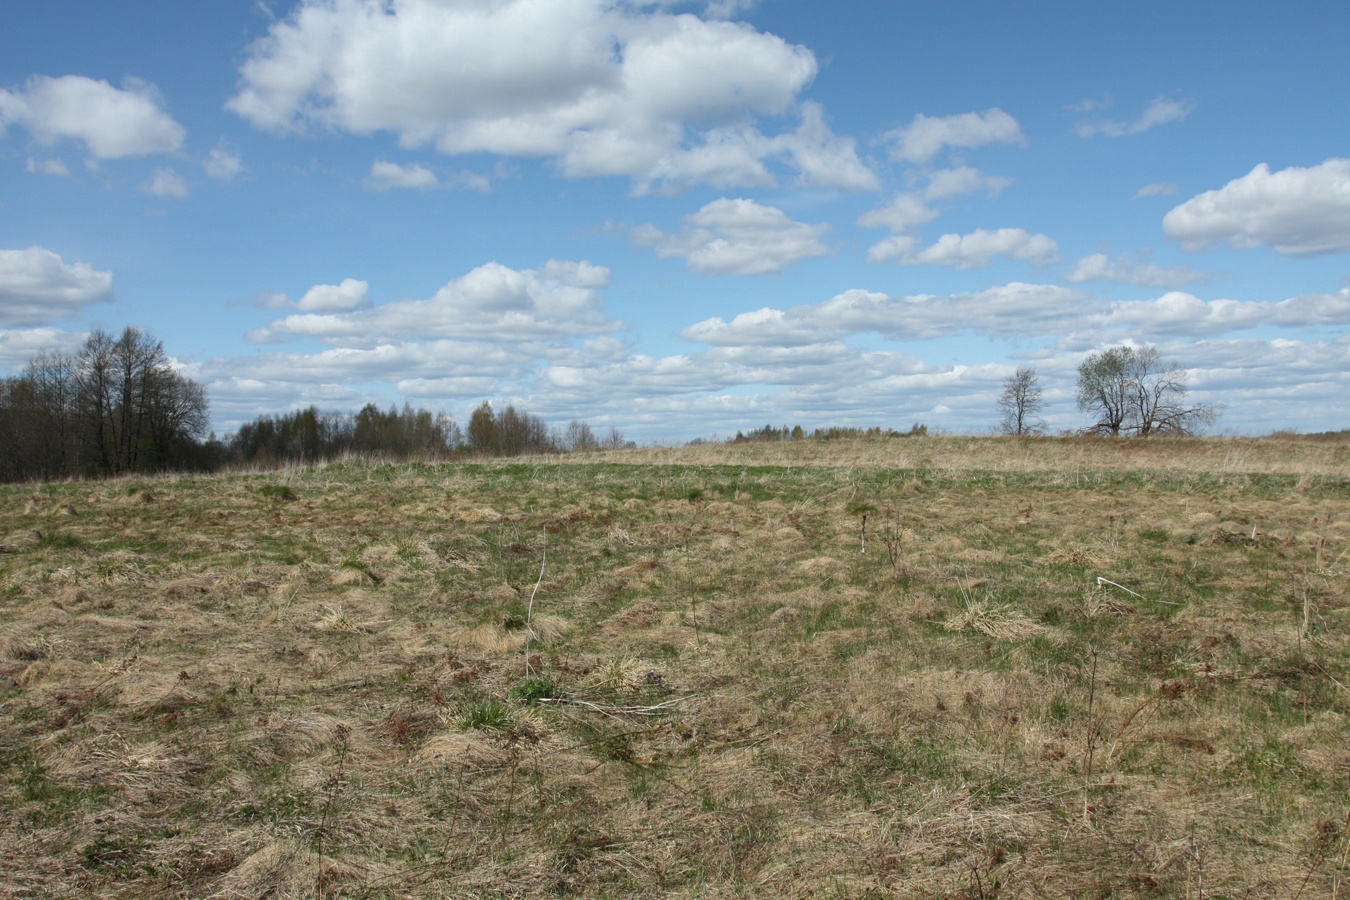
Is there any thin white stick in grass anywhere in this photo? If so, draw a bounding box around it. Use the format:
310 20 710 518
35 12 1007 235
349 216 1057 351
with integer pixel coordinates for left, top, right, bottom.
538 695 698 719
1095 576 1142 599
1096 575 1179 606
524 529 546 676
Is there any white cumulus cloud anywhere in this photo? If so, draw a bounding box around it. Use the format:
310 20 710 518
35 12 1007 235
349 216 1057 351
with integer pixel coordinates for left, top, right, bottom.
25 157 70 178
859 168 1016 264
896 228 1059 269
226 0 865 192
0 247 114 328
1065 252 1207 289
1089 292 1275 337
255 260 619 346
205 146 245 181
368 160 439 190
0 247 113 327
213 260 627 416
143 168 189 198
1269 288 1350 327
1075 96 1194 138
0 74 184 158
884 108 1025 164
1066 96 1113 114
1163 159 1350 256
1134 182 1179 199
634 198 829 275
0 327 89 370
858 193 938 232
864 235 920 265
297 278 371 312
681 280 1350 352
704 0 759 19
366 160 491 191
925 166 1011 200
773 101 879 191
682 282 1089 346
858 194 937 263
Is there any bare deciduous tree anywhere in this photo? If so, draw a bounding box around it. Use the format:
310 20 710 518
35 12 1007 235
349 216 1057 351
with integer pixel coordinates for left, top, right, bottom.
563 420 599 452
0 326 210 480
465 401 556 456
998 365 1045 435
1076 345 1219 436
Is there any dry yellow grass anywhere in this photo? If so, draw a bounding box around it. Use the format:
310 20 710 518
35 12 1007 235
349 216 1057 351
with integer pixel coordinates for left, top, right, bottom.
0 436 1347 897
617 432 1350 476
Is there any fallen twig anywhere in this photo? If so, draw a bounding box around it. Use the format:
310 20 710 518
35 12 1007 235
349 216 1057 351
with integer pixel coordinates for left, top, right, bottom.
538 695 698 719
1095 576 1142 599
1096 576 1179 606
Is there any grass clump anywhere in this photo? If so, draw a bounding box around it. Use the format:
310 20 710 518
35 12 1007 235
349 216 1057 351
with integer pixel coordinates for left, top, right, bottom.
258 483 298 502
510 675 561 703
459 699 512 732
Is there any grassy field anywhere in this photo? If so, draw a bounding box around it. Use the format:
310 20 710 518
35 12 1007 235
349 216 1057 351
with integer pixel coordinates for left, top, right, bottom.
2 435 1348 898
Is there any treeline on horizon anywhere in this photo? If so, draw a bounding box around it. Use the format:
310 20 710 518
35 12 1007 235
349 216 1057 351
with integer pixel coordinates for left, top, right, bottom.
0 327 652 483
0 381 946 485
4 330 1348 484
234 412 941 466
723 422 930 443
227 401 634 467
0 327 212 483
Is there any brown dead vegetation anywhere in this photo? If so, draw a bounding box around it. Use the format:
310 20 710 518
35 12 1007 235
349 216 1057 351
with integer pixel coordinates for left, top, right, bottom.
0 436 1347 896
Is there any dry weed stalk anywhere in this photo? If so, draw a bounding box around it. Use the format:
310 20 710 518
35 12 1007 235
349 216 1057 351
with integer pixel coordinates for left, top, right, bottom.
1317 537 1349 576
1082 644 1099 825
314 723 352 897
1103 694 1162 768
1294 810 1350 900
690 592 701 649
1335 811 1350 899
1300 584 1314 723
497 746 521 852
881 507 904 576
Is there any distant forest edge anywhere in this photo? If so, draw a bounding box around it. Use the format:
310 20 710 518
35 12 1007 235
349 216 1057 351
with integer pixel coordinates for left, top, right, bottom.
2 329 1347 484
227 401 634 467
0 328 949 482
1 328 211 483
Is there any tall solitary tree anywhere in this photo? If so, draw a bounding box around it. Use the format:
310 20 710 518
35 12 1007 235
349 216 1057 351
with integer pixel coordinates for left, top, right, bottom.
997 365 1045 435
1075 345 1219 436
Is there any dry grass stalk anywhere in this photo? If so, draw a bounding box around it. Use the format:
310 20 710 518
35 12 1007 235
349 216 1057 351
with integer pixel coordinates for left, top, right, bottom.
1083 644 1100 825
537 694 697 719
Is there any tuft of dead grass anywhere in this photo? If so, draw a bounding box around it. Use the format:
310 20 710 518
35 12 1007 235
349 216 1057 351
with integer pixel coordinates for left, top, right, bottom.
942 597 1044 640
210 839 372 900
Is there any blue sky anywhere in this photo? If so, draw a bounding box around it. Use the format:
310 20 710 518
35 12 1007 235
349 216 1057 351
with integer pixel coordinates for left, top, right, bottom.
2 0 1348 441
